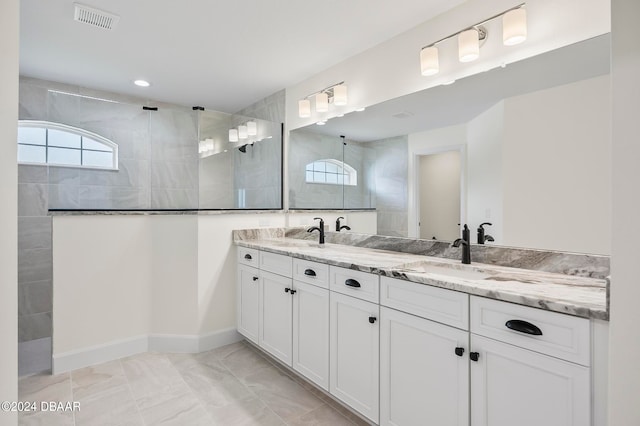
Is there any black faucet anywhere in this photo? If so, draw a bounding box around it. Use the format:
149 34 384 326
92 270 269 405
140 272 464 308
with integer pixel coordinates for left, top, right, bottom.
336 216 351 232
452 224 471 264
307 217 325 244
477 222 495 244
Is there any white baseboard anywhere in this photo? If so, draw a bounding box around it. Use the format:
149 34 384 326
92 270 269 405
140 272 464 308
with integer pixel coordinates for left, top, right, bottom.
53 335 148 374
52 328 244 374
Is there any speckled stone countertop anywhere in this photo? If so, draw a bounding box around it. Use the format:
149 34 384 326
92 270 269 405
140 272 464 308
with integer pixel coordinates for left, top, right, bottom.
236 237 608 321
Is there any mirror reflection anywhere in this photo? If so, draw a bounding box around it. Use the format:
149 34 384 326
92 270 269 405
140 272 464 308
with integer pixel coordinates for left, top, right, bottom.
289 34 611 254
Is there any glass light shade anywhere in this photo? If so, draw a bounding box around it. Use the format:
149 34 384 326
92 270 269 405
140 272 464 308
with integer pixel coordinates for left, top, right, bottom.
247 121 257 136
298 99 311 118
205 138 214 151
503 8 527 46
198 141 206 153
458 28 480 63
316 92 329 113
238 125 248 139
333 85 348 106
229 129 238 142
420 46 439 76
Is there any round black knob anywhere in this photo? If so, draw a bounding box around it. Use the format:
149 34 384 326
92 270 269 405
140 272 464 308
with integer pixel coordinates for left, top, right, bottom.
369 316 377 324
470 352 480 362
455 347 465 357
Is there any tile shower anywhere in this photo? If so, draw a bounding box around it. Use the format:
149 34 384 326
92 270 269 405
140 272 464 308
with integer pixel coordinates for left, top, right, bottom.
17 77 285 375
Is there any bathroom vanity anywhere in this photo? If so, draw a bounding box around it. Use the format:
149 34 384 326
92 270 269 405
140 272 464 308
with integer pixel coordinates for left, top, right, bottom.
235 231 608 426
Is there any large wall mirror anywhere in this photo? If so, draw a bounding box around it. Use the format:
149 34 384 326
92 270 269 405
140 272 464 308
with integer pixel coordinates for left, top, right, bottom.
199 111 282 209
289 34 611 255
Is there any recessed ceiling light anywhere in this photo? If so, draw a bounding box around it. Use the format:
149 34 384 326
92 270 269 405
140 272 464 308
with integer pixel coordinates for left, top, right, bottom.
134 80 150 87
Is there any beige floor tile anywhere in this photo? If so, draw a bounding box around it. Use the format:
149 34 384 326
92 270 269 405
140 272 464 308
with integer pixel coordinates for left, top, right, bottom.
180 363 254 408
71 360 127 400
243 366 324 422
74 383 142 426
136 381 212 426
206 396 286 426
18 410 74 426
121 352 184 400
207 340 247 360
19 373 72 402
287 403 355 426
220 345 273 381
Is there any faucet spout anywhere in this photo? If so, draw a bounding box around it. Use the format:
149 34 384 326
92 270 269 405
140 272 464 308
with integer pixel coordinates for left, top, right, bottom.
308 217 325 244
452 224 472 264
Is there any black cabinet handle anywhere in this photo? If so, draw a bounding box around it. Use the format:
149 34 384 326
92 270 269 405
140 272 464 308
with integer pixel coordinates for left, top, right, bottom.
252 276 259 281
505 319 543 336
455 347 465 357
304 269 316 277
290 289 297 295
470 352 480 362
369 316 377 324
284 288 290 293
244 253 252 260
345 279 361 288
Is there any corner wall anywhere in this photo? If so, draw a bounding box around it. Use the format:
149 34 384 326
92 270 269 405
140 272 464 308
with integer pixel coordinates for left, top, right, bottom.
609 0 640 424
0 0 19 423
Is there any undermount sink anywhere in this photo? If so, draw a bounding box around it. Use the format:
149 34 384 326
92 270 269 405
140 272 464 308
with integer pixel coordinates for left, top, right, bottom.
397 263 490 281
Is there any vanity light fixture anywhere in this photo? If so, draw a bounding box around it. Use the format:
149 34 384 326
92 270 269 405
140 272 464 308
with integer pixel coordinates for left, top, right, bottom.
238 125 248 140
229 128 239 142
246 121 257 136
419 3 526 75
298 82 347 118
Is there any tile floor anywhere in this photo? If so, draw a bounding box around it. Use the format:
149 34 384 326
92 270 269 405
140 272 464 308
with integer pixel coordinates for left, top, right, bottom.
18 340 370 426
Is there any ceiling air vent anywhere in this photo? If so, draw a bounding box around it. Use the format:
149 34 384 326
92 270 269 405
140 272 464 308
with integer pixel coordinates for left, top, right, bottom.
73 3 120 30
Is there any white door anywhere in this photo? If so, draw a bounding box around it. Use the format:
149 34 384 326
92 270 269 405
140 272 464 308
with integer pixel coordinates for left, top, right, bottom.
259 271 293 366
380 307 469 426
330 292 380 424
292 280 330 391
237 264 260 344
470 334 590 426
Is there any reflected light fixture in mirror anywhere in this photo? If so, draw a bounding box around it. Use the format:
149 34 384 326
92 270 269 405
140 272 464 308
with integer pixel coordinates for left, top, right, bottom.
419 3 526 75
247 120 257 136
238 125 248 139
229 128 238 142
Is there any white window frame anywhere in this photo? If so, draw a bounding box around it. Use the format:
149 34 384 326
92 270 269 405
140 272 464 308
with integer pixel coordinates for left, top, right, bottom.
18 120 119 170
305 158 357 186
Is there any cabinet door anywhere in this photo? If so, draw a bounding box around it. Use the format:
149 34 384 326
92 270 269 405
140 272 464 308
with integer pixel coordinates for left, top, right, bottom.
260 271 293 366
470 334 590 426
237 264 260 344
380 307 469 426
330 292 380 424
292 280 329 391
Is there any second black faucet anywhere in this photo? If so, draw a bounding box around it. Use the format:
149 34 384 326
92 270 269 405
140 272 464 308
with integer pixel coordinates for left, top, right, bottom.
452 224 471 264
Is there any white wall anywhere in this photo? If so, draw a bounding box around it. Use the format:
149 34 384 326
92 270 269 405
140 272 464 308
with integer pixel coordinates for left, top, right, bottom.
502 75 611 254
0 0 19 424
286 0 610 130
467 102 505 244
609 0 640 424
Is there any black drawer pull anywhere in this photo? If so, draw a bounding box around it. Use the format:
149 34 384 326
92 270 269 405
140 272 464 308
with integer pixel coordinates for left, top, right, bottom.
244 253 252 260
304 269 316 277
369 316 377 324
470 352 480 362
455 347 465 357
252 276 259 281
345 279 361 288
505 319 543 336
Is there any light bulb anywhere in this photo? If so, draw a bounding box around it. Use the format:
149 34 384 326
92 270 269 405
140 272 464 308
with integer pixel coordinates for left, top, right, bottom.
333 85 348 106
503 8 527 46
298 99 311 118
229 129 238 142
238 125 248 139
247 121 257 136
316 92 329 113
420 46 439 76
459 28 480 63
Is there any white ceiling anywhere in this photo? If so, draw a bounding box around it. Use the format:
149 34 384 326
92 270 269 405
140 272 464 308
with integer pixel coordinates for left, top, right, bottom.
19 0 466 113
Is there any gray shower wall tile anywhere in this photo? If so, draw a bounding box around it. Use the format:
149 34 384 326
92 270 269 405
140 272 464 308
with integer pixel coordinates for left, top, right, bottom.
235 89 285 123
18 281 52 316
76 186 151 210
113 129 151 160
19 83 48 120
18 183 49 217
48 159 150 188
150 108 198 140
18 248 52 285
18 312 52 342
18 165 48 184
151 160 198 190
18 217 52 251
151 188 198 209
48 184 80 209
151 135 198 161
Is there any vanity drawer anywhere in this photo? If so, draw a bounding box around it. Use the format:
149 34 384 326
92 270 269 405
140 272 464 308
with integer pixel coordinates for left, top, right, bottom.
380 276 469 330
330 266 379 303
260 251 293 278
470 296 591 366
293 259 329 289
238 247 260 267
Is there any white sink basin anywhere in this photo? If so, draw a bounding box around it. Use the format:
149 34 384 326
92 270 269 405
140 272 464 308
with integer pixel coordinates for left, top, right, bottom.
399 263 490 281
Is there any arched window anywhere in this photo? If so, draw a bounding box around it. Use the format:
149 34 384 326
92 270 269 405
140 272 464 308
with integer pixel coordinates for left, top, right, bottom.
305 159 357 186
17 120 118 170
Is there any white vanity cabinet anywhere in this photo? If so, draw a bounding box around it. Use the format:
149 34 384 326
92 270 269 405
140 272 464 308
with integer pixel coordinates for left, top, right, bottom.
259 270 293 365
469 296 591 426
330 266 380 424
236 248 260 344
380 277 469 426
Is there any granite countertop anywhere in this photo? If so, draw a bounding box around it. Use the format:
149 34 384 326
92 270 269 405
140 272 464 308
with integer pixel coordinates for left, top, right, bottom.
236 237 608 320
